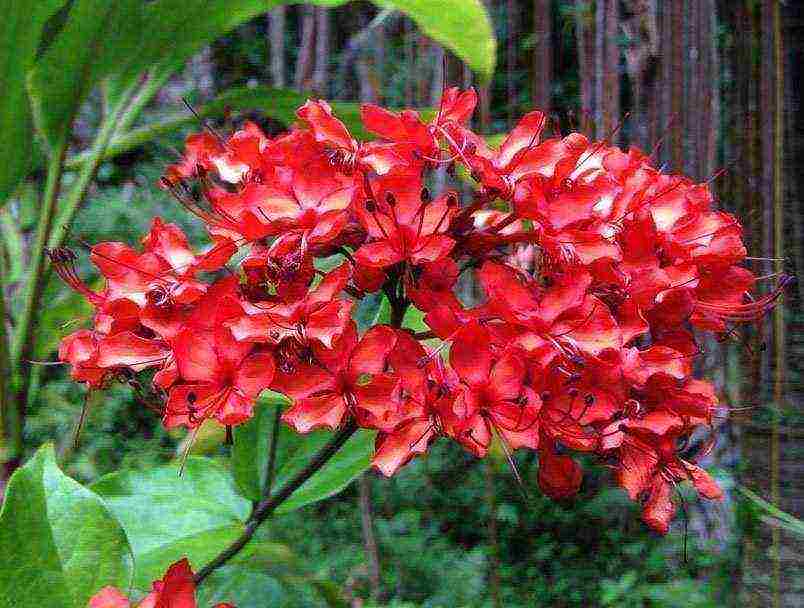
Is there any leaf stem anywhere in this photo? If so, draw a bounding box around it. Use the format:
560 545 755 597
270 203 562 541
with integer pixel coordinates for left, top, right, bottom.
48 85 139 251
193 420 358 584
8 138 68 474
262 402 283 498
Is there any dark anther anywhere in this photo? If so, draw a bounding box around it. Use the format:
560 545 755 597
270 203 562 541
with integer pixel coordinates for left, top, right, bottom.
567 387 579 398
584 393 595 406
365 199 377 213
421 187 431 203
187 391 197 405
540 391 552 402
386 192 397 207
446 193 458 207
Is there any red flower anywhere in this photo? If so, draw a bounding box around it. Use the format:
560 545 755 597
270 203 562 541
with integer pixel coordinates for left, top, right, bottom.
88 558 235 608
226 263 353 351
55 90 783 539
448 322 541 457
371 331 458 476
165 294 275 428
353 176 457 269
615 416 723 534
274 322 398 433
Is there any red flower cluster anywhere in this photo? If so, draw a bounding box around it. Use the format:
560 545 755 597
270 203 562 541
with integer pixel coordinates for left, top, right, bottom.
89 558 233 607
55 89 787 534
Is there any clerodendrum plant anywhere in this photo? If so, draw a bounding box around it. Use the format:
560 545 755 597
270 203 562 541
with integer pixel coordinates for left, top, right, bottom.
52 90 786 606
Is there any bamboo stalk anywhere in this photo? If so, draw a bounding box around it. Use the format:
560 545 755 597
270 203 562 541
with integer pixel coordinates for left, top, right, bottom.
770 1 784 605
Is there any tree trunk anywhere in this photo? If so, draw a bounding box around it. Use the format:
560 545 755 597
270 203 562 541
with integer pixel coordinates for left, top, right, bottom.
594 0 605 138
312 6 330 95
622 0 658 150
532 0 551 115
507 0 518 123
575 1 594 133
602 0 620 141
267 7 286 88
294 6 316 92
670 0 683 170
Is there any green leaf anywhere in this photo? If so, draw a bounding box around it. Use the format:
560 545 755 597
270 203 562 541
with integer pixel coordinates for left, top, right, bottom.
354 292 392 332
272 428 376 514
0 445 133 608
0 0 67 206
27 0 146 146
233 397 375 513
196 541 347 608
232 391 289 501
91 457 251 592
375 0 496 81
104 0 292 107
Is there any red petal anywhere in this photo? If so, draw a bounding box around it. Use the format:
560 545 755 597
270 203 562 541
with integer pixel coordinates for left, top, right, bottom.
354 240 404 268
152 558 196 608
173 329 222 384
281 393 347 433
233 352 276 399
538 450 583 500
88 587 130 608
641 477 675 535
450 322 493 387
353 373 402 431
410 234 455 264
617 438 658 500
307 300 354 349
142 217 196 272
297 99 355 151
349 325 398 377
372 418 436 476
96 332 170 372
271 364 335 401
487 350 526 402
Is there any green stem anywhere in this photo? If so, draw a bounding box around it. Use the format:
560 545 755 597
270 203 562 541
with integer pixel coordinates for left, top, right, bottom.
193 420 358 584
0 248 13 471
65 67 178 171
262 403 283 498
195 277 410 587
8 138 69 471
48 85 139 250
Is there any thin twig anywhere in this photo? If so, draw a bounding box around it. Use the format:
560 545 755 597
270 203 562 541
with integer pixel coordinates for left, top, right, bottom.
193 420 358 584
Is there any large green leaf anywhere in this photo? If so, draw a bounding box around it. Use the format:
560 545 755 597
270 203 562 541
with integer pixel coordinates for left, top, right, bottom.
104 0 291 107
233 399 376 513
91 457 250 592
0 0 67 206
376 0 496 80
0 445 133 608
272 427 376 514
315 0 496 80
27 0 146 146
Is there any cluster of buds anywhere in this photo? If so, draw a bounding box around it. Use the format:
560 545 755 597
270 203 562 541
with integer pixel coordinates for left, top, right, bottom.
54 89 788 534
